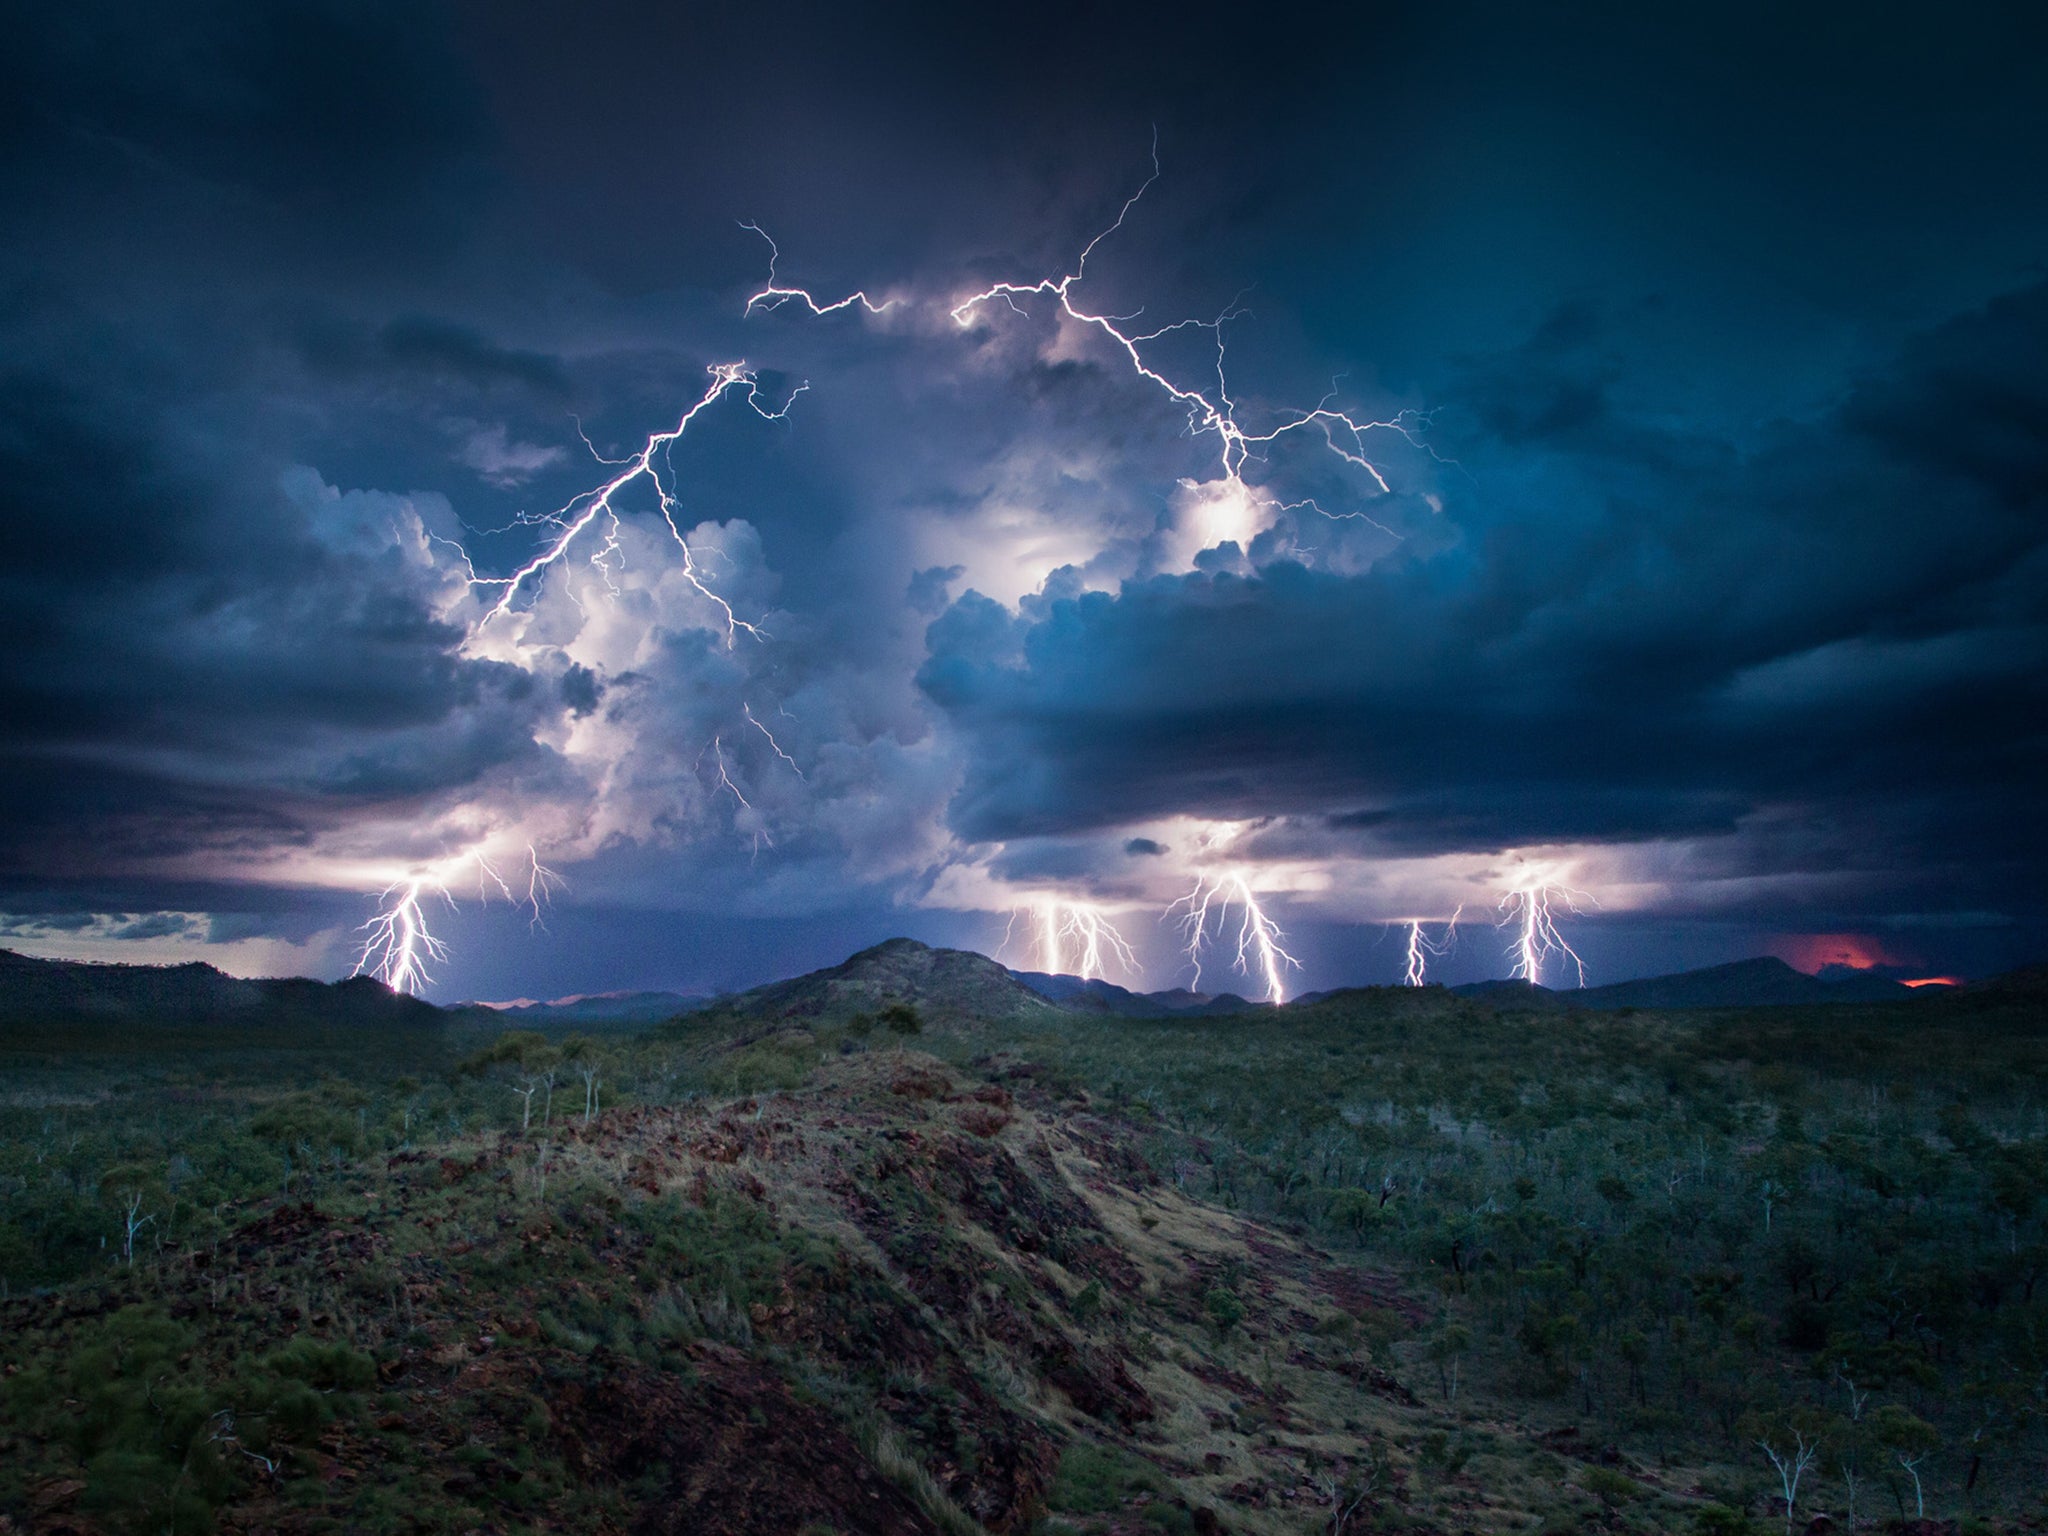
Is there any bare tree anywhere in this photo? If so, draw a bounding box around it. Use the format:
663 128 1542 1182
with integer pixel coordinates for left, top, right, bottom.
1758 1429 1821 1536
120 1190 154 1267
1895 1448 1930 1519
1873 1406 1939 1522
579 1063 600 1123
511 1079 539 1131
1835 1370 1871 1534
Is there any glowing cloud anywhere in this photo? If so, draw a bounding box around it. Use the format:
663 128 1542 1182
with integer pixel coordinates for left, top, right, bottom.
948 135 1432 566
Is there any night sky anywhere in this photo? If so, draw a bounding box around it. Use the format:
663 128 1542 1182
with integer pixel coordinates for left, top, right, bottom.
3 1 2045 1000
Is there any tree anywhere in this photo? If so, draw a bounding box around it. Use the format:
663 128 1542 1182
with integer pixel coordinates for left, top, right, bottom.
97 1163 167 1267
1753 1425 1820 1536
559 1035 602 1123
1872 1404 1938 1520
880 1001 922 1039
1427 1324 1471 1402
1828 1370 1873 1536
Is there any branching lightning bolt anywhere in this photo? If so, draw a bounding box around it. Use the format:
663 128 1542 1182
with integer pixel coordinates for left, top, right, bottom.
741 224 893 318
1058 903 1139 981
1168 873 1299 1004
1498 882 1595 988
1402 904 1463 987
524 846 562 933
353 843 560 994
1003 899 1140 982
365 256 835 989
947 134 1435 533
354 878 450 995
467 362 798 641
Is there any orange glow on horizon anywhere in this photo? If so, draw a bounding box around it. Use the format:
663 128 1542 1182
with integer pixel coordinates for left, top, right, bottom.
1900 976 1962 989
1771 932 1901 974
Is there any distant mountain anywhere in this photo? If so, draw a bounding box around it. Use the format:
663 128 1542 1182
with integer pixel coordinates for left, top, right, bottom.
0 947 444 1030
1964 963 2048 998
674 938 1067 1036
1007 970 1254 1017
1451 955 1918 1011
471 990 708 1026
1449 977 1572 1011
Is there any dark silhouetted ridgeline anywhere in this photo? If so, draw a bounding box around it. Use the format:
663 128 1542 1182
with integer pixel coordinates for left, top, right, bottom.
464 989 709 1027
1450 954 1919 1010
0 946 447 1035
1008 969 1254 1017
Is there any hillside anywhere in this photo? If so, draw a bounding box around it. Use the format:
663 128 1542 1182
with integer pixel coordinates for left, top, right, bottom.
1450 955 1919 1011
472 990 710 1027
1009 971 1254 1018
0 947 445 1032
671 937 1072 1039
0 1049 1483 1535
3 939 2046 1533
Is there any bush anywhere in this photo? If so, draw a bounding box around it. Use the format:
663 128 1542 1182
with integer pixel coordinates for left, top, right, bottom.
1048 1442 1169 1514
1202 1287 1245 1333
1692 1505 1760 1536
263 1337 377 1390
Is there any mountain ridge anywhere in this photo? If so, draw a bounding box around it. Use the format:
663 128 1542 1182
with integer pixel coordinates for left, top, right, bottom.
1005 969 1254 1017
0 946 445 1031
1449 954 1921 1010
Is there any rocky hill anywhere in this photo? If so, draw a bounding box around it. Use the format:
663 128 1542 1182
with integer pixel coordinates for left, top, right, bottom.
7 938 2046 1533
0 1047 1488 1536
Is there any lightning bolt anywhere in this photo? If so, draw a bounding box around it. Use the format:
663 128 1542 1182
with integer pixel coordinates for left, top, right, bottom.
1402 904 1463 987
354 877 449 995
948 133 1435 538
466 362 800 640
741 223 894 318
744 703 805 778
524 846 562 933
1497 881 1594 988
1168 872 1299 1004
1058 902 1140 981
352 844 566 995
364 236 846 989
1002 899 1140 981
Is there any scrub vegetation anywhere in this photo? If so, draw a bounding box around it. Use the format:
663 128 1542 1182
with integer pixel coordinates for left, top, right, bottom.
1 940 2043 1534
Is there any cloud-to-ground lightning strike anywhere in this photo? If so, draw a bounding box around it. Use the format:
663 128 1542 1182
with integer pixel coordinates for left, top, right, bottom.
354 846 561 993
1169 873 1300 1004
354 878 447 996
1402 904 1463 986
359 252 841 991
1498 881 1594 988
947 138 1433 532
1003 899 1140 981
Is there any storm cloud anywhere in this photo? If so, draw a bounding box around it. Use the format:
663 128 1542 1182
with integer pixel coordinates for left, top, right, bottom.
2 0 2043 993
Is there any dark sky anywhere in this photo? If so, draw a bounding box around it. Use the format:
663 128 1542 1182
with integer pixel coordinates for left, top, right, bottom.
2 0 2044 998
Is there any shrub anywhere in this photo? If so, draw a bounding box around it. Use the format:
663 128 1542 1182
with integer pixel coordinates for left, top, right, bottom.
1202 1287 1245 1333
1048 1442 1169 1514
263 1337 377 1390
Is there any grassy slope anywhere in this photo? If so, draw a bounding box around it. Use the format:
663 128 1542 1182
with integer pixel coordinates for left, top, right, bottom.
1 943 2044 1534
